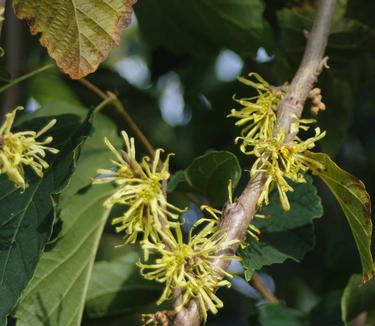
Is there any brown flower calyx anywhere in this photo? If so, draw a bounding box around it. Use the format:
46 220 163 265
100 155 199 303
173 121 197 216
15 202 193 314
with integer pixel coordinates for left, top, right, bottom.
308 87 326 115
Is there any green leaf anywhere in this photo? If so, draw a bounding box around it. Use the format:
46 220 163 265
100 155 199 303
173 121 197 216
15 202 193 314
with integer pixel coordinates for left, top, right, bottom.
185 151 241 206
240 177 323 280
258 303 305 326
134 0 273 57
29 68 81 106
14 101 87 125
305 151 374 283
14 186 112 326
13 0 135 79
86 251 161 318
14 113 121 326
341 274 375 323
17 102 123 196
57 109 122 196
0 113 91 325
167 170 185 193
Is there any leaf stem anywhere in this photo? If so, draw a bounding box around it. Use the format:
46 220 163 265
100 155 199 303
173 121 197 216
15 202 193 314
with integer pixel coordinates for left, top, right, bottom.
251 272 278 304
78 78 155 158
0 63 54 94
93 97 115 113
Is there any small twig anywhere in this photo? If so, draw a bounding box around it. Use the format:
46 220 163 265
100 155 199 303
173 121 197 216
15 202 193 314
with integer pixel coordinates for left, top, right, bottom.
251 272 278 304
78 77 108 99
173 0 337 324
78 78 155 158
0 0 5 35
0 63 54 94
2 4 22 118
93 97 115 114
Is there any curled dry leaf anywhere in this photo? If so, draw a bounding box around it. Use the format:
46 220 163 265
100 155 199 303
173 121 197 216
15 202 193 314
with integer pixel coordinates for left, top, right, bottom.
13 0 136 79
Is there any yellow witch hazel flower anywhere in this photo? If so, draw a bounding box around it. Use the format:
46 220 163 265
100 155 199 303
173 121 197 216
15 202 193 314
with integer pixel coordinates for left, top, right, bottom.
229 73 327 211
250 121 326 211
0 107 59 190
138 224 239 322
228 73 285 154
93 131 184 244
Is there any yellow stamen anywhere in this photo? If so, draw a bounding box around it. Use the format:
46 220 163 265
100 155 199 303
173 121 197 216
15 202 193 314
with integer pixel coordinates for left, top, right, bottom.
0 107 59 189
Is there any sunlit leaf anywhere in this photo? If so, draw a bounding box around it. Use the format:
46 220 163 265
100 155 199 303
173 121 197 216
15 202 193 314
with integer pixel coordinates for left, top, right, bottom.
13 0 135 79
86 251 161 318
14 186 112 326
14 113 121 326
305 151 374 283
0 113 91 324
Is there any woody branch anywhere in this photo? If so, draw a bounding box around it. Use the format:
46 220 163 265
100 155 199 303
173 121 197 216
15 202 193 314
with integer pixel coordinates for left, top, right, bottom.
173 0 337 324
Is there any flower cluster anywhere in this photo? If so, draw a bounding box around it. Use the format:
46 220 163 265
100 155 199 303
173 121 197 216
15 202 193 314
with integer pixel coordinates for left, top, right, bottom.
138 222 238 322
0 107 58 189
95 132 246 322
229 73 326 211
250 124 326 211
228 73 284 154
93 131 183 244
